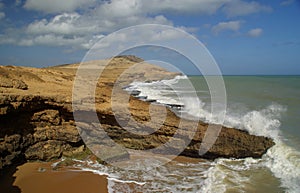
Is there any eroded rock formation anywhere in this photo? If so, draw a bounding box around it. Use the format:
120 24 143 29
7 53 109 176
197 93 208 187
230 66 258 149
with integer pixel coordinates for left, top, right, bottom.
0 56 275 169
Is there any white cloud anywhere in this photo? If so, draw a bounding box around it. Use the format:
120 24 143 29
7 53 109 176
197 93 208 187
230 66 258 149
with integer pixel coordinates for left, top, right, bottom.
4 33 96 48
82 25 192 60
0 12 5 20
280 0 294 6
23 0 271 17
247 28 263 37
0 9 174 50
212 20 242 35
95 0 142 18
82 0 268 17
15 0 22 6
26 13 92 35
140 0 230 15
223 0 272 17
24 0 96 13
86 25 190 51
1 0 272 49
91 0 271 18
22 0 230 15
0 35 16 45
33 34 85 46
20 2 174 49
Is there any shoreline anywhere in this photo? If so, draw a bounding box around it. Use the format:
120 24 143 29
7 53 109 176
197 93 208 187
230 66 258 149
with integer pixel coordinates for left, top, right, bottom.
0 153 206 193
0 161 108 193
0 56 277 192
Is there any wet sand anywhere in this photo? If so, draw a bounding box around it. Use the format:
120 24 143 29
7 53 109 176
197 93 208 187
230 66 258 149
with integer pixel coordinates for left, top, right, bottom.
0 153 206 193
1 162 108 193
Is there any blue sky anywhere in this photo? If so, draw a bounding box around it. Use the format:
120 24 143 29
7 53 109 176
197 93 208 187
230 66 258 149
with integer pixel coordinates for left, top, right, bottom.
0 0 299 75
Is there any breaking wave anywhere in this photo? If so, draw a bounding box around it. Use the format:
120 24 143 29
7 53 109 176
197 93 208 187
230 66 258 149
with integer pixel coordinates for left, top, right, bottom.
125 75 300 192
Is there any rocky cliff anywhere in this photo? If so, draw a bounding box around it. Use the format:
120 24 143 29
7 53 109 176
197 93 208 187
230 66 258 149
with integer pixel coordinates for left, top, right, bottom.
0 56 275 169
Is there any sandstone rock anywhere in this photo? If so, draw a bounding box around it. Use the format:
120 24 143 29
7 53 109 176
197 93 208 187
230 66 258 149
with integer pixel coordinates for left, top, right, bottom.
4 134 21 152
0 95 83 167
0 78 14 89
0 77 28 90
25 140 70 161
33 125 81 143
12 79 28 90
0 57 275 169
114 55 144 63
62 145 85 157
31 110 61 126
0 151 21 169
90 144 130 163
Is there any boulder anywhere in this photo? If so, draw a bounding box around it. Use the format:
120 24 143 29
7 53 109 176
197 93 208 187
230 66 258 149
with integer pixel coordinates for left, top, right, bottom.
25 140 70 161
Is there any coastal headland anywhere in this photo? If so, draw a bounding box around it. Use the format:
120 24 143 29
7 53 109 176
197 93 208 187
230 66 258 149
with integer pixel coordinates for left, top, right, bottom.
0 55 274 169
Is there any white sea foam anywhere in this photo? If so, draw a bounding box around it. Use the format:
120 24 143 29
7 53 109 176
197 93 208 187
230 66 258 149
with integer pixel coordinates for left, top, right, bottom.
125 75 187 106
199 162 227 193
51 157 65 168
64 76 299 192
125 75 300 192
187 101 300 192
263 142 300 192
223 105 300 193
185 100 299 192
200 157 273 193
107 177 146 185
72 157 213 192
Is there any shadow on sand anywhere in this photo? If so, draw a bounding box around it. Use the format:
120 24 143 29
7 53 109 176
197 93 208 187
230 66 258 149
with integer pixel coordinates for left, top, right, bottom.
0 160 25 193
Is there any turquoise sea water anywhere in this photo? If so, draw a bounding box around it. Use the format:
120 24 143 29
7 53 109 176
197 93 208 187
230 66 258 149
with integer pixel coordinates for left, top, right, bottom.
189 75 300 148
77 75 300 192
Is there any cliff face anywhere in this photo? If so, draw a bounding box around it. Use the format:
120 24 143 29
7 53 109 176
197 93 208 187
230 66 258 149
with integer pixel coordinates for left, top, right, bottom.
0 95 82 168
0 57 275 169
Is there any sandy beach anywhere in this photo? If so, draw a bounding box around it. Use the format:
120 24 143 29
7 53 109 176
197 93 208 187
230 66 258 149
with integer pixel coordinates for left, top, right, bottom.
0 162 108 193
0 154 204 193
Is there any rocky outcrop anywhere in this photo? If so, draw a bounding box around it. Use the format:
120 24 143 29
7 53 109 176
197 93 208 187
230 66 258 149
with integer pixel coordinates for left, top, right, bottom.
0 77 28 90
114 55 144 63
0 95 83 168
77 88 275 160
0 56 275 169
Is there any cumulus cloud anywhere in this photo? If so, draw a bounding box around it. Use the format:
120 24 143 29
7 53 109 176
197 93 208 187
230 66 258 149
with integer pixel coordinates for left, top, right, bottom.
24 0 231 43
140 0 229 15
212 20 242 35
0 0 272 49
23 0 271 17
223 0 272 17
15 0 22 6
95 0 271 17
24 0 96 13
247 28 263 37
81 25 193 60
18 0 177 49
29 34 85 46
0 12 5 20
23 0 229 15
0 34 15 45
26 13 91 35
280 0 294 6
20 10 172 49
0 32 104 49
0 14 175 50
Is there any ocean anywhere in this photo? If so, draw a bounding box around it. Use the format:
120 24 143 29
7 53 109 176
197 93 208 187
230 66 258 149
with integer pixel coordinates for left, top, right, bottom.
73 75 300 192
